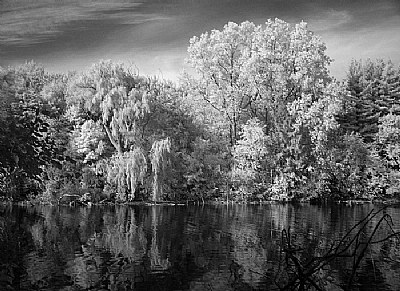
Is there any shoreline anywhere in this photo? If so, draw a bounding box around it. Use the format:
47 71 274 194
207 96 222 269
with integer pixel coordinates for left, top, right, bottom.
1 198 399 208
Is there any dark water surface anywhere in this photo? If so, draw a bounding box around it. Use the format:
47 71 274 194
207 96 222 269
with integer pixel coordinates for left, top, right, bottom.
1 203 399 290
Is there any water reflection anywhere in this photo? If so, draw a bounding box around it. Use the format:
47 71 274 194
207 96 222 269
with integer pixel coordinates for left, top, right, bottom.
0 203 399 290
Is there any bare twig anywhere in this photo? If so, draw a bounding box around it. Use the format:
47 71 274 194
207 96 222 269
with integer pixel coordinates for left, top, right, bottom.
274 206 400 291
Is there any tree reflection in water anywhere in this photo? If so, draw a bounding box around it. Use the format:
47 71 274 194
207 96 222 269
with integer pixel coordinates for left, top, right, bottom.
0 204 400 290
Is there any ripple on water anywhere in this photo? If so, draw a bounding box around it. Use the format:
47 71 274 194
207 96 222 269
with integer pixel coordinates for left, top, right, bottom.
0 203 399 290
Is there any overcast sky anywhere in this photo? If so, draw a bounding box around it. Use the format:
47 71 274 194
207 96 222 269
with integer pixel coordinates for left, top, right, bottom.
0 0 399 81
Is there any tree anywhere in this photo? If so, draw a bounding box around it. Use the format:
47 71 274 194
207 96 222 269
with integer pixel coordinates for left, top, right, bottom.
373 111 400 196
0 62 61 199
185 19 332 146
150 138 171 202
185 19 341 198
328 134 372 199
67 61 150 154
339 59 400 143
106 148 147 201
232 118 268 198
185 21 258 146
65 61 154 201
337 59 400 198
66 61 198 201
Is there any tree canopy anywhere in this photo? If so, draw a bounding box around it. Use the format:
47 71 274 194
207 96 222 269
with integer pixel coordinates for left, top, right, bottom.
1 19 400 203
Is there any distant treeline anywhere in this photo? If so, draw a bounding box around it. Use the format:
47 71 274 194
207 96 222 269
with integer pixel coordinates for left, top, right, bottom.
1 19 399 203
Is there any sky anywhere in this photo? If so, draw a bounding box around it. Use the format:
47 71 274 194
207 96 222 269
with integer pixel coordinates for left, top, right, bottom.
0 0 399 81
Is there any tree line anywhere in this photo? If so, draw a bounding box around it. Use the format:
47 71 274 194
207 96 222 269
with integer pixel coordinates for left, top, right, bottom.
1 18 399 203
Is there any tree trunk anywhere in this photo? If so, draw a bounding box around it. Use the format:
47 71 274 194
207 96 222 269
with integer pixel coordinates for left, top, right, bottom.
103 124 122 154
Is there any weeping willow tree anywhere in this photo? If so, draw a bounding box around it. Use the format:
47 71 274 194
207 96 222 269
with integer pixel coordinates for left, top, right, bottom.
106 148 147 201
150 138 171 202
66 61 160 200
67 60 151 154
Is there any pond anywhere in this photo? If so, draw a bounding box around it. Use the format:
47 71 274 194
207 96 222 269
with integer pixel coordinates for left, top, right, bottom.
0 203 399 290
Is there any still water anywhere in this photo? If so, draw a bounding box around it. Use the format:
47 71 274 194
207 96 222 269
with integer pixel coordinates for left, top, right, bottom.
0 203 399 290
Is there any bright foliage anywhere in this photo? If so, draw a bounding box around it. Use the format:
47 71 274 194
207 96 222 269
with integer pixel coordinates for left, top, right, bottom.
0 19 400 202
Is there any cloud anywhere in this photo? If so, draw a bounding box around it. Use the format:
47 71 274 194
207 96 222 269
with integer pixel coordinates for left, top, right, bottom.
324 15 400 80
0 0 159 46
308 10 352 32
1 0 399 83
